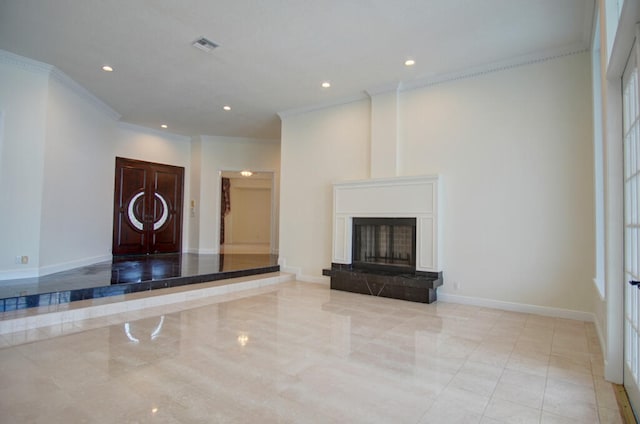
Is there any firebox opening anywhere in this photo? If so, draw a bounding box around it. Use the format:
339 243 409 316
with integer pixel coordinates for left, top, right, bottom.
352 217 416 273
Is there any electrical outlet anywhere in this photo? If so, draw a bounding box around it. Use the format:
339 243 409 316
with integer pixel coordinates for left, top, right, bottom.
453 282 460 291
14 256 21 264
20 256 28 264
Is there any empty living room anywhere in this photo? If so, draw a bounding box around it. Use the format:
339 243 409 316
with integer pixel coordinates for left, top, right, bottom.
0 0 638 422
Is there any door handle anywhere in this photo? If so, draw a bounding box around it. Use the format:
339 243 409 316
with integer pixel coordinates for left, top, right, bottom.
629 280 640 287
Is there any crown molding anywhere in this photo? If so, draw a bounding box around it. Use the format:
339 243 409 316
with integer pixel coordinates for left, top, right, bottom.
200 135 280 144
400 42 589 92
0 49 121 121
117 121 191 143
0 48 53 74
278 43 589 120
277 92 369 119
49 67 121 120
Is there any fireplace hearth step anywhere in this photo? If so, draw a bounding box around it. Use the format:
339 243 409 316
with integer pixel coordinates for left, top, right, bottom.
323 265 443 304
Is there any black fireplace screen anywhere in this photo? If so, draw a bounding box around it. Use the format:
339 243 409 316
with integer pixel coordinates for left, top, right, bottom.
352 217 416 271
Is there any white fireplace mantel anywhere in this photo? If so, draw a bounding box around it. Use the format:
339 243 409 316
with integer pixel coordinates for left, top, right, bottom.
332 175 441 272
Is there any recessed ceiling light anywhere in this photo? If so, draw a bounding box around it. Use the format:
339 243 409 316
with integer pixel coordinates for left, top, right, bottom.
223 105 231 111
102 65 114 72
321 81 331 88
161 124 168 129
404 59 416 67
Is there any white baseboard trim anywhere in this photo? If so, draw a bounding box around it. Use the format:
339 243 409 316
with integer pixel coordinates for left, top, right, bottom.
594 313 606 358
438 292 595 322
38 254 111 277
297 274 330 285
0 268 39 280
193 248 218 254
280 265 301 278
275 266 329 285
0 255 112 281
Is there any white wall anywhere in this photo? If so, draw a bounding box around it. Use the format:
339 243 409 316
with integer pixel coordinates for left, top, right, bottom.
280 52 595 313
224 177 272 245
280 100 371 276
196 136 280 254
0 60 49 277
188 137 203 251
400 52 594 312
0 53 195 278
38 75 116 272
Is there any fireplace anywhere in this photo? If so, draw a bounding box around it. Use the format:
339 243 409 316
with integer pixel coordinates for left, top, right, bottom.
352 217 416 272
323 175 443 304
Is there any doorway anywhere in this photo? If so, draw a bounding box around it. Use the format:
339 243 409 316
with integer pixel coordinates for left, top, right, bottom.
219 171 274 254
112 157 184 255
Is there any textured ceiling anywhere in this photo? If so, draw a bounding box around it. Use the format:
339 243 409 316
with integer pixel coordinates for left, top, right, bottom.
0 0 594 139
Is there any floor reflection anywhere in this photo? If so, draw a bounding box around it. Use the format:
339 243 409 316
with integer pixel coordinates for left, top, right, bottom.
0 282 613 423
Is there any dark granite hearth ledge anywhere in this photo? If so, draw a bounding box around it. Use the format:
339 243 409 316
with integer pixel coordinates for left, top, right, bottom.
0 254 279 312
324 264 443 304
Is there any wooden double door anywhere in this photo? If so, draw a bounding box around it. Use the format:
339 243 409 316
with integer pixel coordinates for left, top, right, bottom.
112 157 184 255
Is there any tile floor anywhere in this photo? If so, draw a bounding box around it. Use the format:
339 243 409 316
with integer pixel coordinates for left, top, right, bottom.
0 281 624 423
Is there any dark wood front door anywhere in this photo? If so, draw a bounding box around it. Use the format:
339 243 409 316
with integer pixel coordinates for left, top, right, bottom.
112 157 184 255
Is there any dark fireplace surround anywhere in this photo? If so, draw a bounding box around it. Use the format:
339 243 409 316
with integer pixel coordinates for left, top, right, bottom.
352 217 416 272
324 217 443 304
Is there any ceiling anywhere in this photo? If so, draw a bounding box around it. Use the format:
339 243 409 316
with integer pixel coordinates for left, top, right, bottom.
0 0 594 140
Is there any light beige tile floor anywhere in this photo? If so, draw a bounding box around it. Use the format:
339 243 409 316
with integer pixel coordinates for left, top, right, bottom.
0 281 624 423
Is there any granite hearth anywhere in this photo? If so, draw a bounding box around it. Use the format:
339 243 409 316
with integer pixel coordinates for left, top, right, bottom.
323 264 443 303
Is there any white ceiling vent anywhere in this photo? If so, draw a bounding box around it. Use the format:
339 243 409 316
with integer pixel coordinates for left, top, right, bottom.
192 37 219 52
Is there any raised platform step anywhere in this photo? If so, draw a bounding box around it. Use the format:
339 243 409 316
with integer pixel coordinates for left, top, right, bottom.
0 253 279 312
0 272 294 342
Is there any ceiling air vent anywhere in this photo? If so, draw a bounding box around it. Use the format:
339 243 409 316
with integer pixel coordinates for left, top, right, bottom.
192 37 219 52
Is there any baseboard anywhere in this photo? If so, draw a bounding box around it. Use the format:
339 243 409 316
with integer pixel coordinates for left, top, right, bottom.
0 255 112 280
38 254 112 277
594 313 607 357
280 265 301 278
438 292 595 322
191 248 218 254
275 265 328 285
297 274 330 285
0 268 38 280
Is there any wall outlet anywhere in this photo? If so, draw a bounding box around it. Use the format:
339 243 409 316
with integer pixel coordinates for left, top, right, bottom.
453 282 460 291
15 255 28 264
